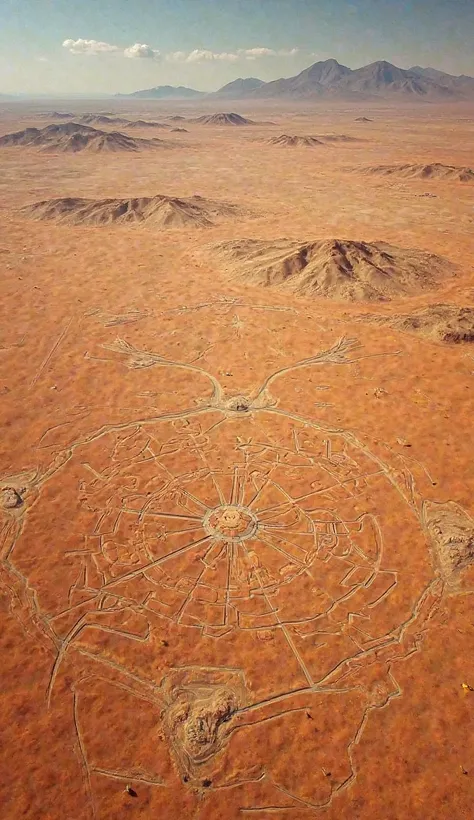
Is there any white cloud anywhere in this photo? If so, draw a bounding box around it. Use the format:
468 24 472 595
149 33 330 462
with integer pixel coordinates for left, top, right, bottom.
166 51 188 63
185 49 240 63
62 39 299 63
62 38 120 55
124 43 161 60
239 46 299 59
240 47 276 58
165 46 298 63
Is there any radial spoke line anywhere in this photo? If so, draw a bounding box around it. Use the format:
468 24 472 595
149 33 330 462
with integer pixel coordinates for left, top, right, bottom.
175 544 217 623
102 535 213 590
256 501 295 519
259 510 305 529
224 542 233 625
251 560 314 687
279 626 315 685
180 487 211 511
202 418 226 437
211 471 226 505
245 476 273 509
156 524 205 537
187 428 226 506
257 469 372 515
200 458 226 505
237 470 247 505
259 529 311 561
246 466 281 509
202 541 227 568
257 533 307 569
261 525 313 536
143 443 212 511
127 510 202 522
230 466 240 505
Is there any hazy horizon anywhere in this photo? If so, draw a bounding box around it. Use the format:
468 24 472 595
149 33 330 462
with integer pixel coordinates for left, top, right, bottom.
3 57 474 101
1 0 474 95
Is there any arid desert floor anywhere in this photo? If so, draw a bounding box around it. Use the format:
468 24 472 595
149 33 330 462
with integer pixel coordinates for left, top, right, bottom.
1 100 474 820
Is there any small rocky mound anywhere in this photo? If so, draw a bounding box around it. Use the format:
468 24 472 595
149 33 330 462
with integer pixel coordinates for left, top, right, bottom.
65 131 142 153
206 238 457 302
163 680 240 780
366 304 474 343
35 111 75 119
192 112 255 125
356 163 474 182
168 115 186 121
126 119 170 129
355 117 372 122
267 133 360 147
267 134 325 147
0 122 173 153
79 114 129 126
21 194 241 229
0 487 23 510
171 127 188 132
79 114 170 129
423 500 474 578
0 123 87 146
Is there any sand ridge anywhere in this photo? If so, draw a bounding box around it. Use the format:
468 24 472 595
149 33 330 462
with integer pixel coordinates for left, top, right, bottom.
34 111 75 119
205 237 458 301
361 303 474 342
21 194 244 228
266 134 325 146
0 122 177 153
354 162 474 181
191 112 263 125
78 114 172 129
266 133 362 146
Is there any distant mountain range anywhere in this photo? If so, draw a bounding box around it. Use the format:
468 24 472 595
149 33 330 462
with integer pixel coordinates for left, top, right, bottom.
4 59 472 102
115 79 266 100
408 65 474 95
116 59 474 101
116 85 204 99
212 77 265 98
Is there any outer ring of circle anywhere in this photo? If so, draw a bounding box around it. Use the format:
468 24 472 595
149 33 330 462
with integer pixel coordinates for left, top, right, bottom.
202 504 259 543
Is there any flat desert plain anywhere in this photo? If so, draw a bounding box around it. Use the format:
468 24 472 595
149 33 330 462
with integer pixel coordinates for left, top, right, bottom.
1 100 474 820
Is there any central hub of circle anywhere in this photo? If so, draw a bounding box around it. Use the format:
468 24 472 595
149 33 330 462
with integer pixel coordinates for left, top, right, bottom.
204 505 258 542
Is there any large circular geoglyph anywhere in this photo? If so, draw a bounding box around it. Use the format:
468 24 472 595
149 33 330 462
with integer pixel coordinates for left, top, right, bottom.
4 337 454 810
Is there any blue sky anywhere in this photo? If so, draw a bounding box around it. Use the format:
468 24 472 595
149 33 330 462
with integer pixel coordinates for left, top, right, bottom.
1 0 474 94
